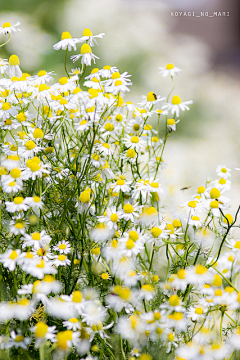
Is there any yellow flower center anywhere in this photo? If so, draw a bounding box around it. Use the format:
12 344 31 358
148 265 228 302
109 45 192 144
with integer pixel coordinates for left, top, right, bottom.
166 63 174 70
172 95 181 105
82 28 93 37
2 102 11 111
167 119 175 126
147 91 157 102
58 255 66 261
195 265 207 275
59 77 68 85
210 188 221 199
195 307 204 315
56 330 73 350
131 136 139 143
126 149 136 158
9 55 20 66
115 114 123 122
9 250 18 260
32 232 41 241
15 335 24 342
102 143 110 149
14 197 24 205
129 230 139 241
169 295 180 306
33 128 44 139
25 140 36 150
35 322 48 338
151 227 162 238
177 269 186 279
110 213 118 222
124 204 134 213
3 22 11 28
10 168 21 179
79 190 90 203
61 31 72 40
210 200 219 209
72 291 82 303
81 44 92 54
59 244 67 249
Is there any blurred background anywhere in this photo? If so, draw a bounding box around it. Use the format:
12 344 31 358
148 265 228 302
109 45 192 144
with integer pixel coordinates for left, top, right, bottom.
0 0 240 214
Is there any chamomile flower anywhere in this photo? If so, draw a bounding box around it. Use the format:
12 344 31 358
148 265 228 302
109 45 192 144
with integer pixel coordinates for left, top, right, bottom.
53 31 80 51
123 134 146 151
22 230 51 250
119 203 141 222
96 142 112 156
2 178 23 193
111 176 131 193
0 249 21 270
4 331 31 350
9 218 27 235
167 118 180 131
216 165 231 179
53 240 71 254
53 254 71 267
63 318 81 331
31 321 56 348
0 21 21 35
99 65 118 78
78 28 105 47
31 70 55 84
162 95 193 117
71 44 99 66
5 54 22 78
25 196 44 209
98 206 122 230
5 196 29 213
52 76 78 92
138 92 165 108
158 63 182 77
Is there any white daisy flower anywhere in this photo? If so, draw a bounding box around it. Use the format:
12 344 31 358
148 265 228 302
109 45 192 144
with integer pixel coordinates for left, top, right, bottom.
119 203 142 222
62 318 81 331
162 95 193 117
216 165 231 179
5 196 29 213
5 54 22 78
4 331 31 350
0 249 21 271
71 44 99 66
22 230 51 250
2 178 23 194
77 28 105 47
30 321 56 348
123 134 146 151
53 240 71 254
99 65 118 78
98 206 122 230
96 142 112 156
158 63 182 77
138 92 165 108
31 70 55 85
0 21 21 35
53 31 80 51
167 118 180 131
111 176 131 193
51 76 78 93
53 254 71 267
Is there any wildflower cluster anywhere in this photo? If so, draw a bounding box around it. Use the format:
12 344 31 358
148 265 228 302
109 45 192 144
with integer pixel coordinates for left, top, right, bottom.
0 21 239 360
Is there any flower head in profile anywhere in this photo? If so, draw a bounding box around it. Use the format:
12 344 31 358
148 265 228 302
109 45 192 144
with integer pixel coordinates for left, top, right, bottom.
71 43 99 66
0 21 21 35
